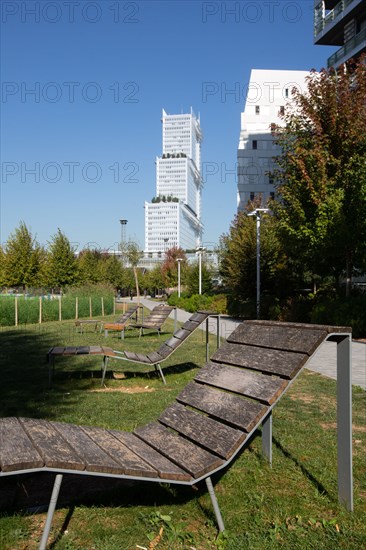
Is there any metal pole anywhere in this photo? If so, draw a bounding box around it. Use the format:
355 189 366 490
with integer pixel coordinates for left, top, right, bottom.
256 213 260 320
199 251 202 295
336 334 353 510
39 474 63 550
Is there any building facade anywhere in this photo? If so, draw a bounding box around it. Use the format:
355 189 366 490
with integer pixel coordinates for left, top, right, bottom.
237 69 308 212
145 109 203 254
314 0 366 68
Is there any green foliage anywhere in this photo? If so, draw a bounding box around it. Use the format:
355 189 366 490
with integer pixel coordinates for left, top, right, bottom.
187 261 213 295
220 211 292 304
168 292 227 313
2 221 45 290
310 294 366 338
273 57 366 292
44 229 78 289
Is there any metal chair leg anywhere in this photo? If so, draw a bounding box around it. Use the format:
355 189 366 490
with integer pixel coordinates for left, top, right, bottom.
205 476 225 532
101 356 109 387
39 473 63 550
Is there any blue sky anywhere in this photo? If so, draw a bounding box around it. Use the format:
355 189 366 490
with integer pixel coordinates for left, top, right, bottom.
1 0 335 252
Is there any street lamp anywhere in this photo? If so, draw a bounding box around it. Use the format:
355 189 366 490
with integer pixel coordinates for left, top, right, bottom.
119 219 128 260
176 258 183 298
248 208 271 319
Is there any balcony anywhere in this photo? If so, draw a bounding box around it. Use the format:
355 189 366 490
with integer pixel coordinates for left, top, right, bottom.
314 0 364 42
327 25 366 66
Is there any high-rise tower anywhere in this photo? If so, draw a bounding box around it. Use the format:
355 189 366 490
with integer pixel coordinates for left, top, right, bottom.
145 109 203 254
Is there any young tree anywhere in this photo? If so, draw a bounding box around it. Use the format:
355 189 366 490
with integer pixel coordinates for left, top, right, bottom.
44 229 78 290
272 57 366 295
2 222 44 290
78 249 104 284
219 210 289 303
161 247 188 288
125 241 143 303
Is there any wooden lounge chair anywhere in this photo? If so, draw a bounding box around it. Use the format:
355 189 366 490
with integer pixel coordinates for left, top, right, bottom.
47 311 216 386
102 304 140 339
129 304 174 337
2 321 353 550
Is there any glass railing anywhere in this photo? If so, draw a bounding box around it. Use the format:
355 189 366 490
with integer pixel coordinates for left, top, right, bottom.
327 26 366 66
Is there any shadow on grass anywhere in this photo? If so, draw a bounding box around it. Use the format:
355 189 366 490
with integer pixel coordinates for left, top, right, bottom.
49 361 198 387
0 325 78 418
273 436 332 501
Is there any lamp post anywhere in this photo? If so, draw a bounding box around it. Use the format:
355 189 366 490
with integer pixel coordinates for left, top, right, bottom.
119 219 128 261
176 258 183 298
248 208 271 319
196 247 205 295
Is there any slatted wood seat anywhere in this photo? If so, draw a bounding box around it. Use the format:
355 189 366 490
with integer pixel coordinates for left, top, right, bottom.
108 310 215 384
102 305 140 338
48 311 215 386
129 304 174 337
1 320 353 550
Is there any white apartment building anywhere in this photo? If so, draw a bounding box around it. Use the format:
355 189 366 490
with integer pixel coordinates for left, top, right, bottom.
145 109 203 254
237 69 309 212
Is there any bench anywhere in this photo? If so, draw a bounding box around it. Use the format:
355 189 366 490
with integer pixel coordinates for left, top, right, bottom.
102 304 140 338
0 320 353 550
47 311 218 385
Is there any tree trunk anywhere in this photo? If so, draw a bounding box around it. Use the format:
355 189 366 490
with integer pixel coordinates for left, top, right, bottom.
133 266 140 305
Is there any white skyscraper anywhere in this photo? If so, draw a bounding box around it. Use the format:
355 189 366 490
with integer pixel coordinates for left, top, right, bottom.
145 109 203 254
237 69 309 212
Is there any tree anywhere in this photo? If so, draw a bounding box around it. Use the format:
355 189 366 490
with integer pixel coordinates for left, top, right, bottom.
161 247 188 288
187 259 213 296
78 249 104 284
125 241 143 302
219 210 289 303
44 229 78 289
2 222 44 290
272 57 366 295
99 254 125 290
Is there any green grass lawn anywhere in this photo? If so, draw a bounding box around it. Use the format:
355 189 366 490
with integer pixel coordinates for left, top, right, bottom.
0 315 365 549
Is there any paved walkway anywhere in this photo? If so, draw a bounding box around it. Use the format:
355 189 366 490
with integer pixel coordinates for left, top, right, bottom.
128 298 366 391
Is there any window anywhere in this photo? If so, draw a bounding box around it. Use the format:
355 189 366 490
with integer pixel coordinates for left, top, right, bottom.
255 106 260 115
250 192 255 201
285 88 289 98
252 140 258 150
279 106 285 116
270 192 275 200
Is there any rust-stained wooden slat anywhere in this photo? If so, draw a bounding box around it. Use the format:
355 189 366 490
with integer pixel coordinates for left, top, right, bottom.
76 347 90 354
101 347 117 357
189 312 210 323
195 362 288 405
155 344 173 359
48 346 64 356
0 418 44 472
112 431 191 481
89 346 103 353
134 422 223 478
248 319 351 333
19 418 85 471
212 343 307 379
177 382 268 432
159 403 246 460
53 422 128 475
80 426 158 478
181 320 199 332
146 351 164 363
63 347 78 355
174 328 192 340
228 323 328 355
165 336 182 350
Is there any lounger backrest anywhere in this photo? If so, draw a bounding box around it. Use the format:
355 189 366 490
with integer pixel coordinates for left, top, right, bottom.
116 305 139 324
141 305 174 328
